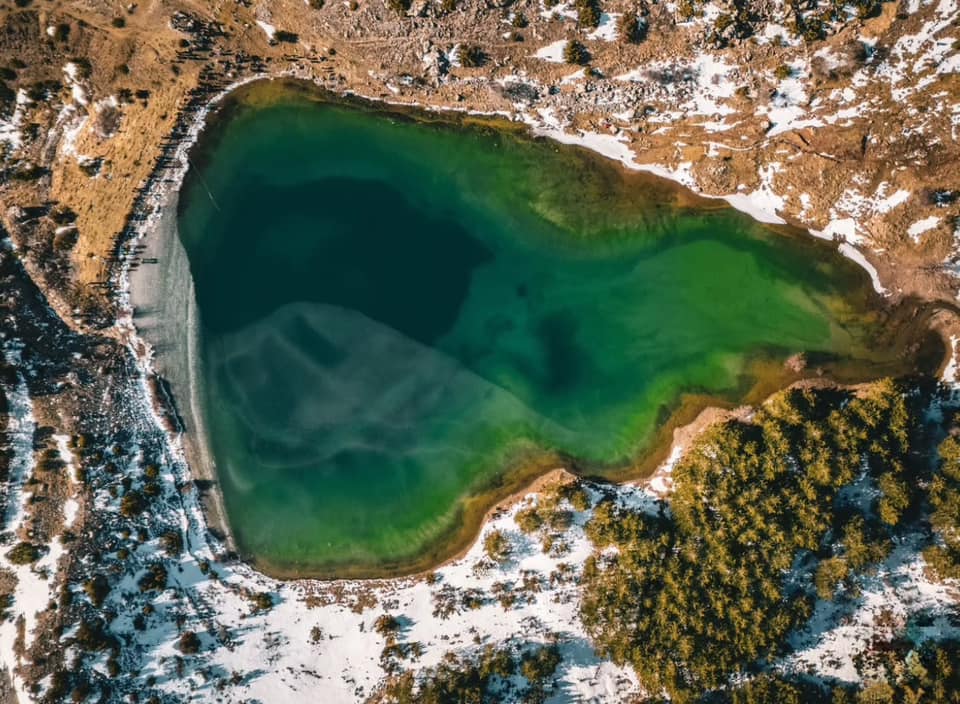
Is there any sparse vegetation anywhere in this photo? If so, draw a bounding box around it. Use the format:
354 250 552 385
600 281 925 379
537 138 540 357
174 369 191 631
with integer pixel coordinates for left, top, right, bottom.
369 644 561 703
431 584 459 620
491 580 518 609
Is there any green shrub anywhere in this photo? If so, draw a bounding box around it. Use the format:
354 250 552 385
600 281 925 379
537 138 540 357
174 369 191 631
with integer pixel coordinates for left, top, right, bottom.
251 592 273 611
563 40 589 65
6 542 41 565
83 574 110 607
374 614 401 638
138 563 167 592
161 531 183 556
714 12 734 32
814 557 850 600
567 485 591 511
74 618 113 651
459 44 486 68
925 427 960 579
120 490 146 518
575 0 602 27
677 0 697 20
515 506 542 533
617 13 646 42
177 631 201 654
483 529 511 562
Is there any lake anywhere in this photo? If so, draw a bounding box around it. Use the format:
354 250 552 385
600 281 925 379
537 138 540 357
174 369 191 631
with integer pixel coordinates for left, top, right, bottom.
177 83 924 577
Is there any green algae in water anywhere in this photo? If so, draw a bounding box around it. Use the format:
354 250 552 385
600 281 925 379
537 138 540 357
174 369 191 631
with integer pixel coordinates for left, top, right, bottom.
178 93 890 575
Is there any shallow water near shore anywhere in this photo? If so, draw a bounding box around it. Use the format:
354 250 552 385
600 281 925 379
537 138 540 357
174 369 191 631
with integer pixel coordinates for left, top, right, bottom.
175 83 931 577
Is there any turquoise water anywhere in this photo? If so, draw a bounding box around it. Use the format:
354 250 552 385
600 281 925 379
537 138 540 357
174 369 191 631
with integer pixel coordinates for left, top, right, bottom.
178 91 889 575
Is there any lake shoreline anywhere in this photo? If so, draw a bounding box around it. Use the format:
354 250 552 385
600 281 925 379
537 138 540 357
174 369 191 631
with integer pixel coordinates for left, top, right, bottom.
125 76 952 581
127 188 238 555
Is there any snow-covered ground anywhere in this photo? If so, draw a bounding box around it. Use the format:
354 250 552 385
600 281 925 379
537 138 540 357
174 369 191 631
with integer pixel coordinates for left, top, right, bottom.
257 21 277 41
0 90 30 149
908 215 941 241
587 13 620 42
0 342 52 704
533 40 568 63
785 534 960 681
128 484 646 702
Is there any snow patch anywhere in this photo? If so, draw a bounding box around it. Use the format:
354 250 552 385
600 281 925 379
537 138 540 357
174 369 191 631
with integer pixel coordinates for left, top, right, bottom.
762 61 824 136
256 20 277 41
874 187 911 213
721 163 787 225
0 90 30 149
587 13 619 41
942 335 959 383
0 342 47 704
533 40 568 63
907 215 941 241
785 536 959 681
54 434 81 528
63 62 89 106
838 242 888 296
816 217 858 241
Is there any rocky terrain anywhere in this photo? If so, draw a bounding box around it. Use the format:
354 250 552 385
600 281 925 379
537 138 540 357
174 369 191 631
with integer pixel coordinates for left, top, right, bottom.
0 0 958 317
0 0 958 701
